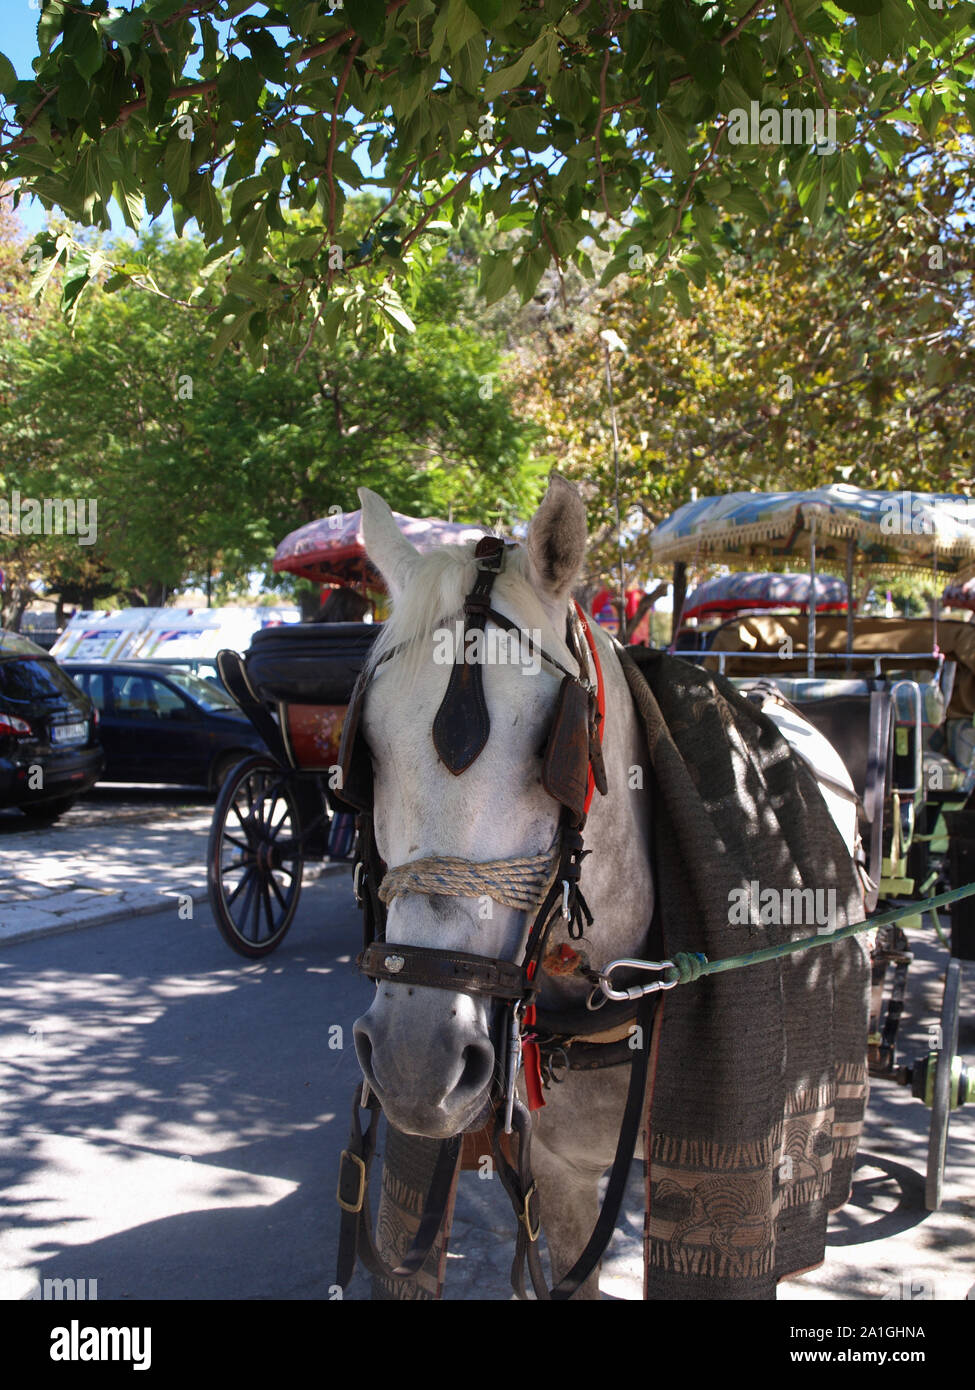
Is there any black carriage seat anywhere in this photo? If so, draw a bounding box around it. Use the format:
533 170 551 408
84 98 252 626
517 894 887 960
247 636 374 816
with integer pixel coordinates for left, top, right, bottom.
244 623 381 705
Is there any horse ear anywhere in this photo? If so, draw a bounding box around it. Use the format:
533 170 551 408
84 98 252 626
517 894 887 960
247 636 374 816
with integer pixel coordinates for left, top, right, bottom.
358 488 420 599
525 474 588 602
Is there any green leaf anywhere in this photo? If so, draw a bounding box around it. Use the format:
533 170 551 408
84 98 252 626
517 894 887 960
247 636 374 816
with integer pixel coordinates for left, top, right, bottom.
484 36 546 102
145 52 173 125
67 19 103 81
479 252 515 304
680 248 708 288
241 29 287 86
667 269 692 317
348 0 387 47
209 306 257 363
119 185 145 229
37 1 68 59
99 8 147 46
656 110 691 181
217 56 264 122
466 0 502 24
513 243 548 302
857 1 911 62
376 290 416 333
57 60 92 123
832 0 883 13
830 148 860 210
550 68 591 124
197 176 223 242
687 42 724 94
164 131 192 196
722 185 768 222
0 51 17 95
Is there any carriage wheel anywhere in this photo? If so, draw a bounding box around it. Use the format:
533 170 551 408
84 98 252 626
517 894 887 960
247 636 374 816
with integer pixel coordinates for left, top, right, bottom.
925 959 963 1211
207 755 304 959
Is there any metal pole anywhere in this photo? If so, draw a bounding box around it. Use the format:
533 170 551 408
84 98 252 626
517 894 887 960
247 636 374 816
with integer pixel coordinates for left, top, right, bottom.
845 536 855 673
671 562 687 648
603 340 627 630
807 514 816 676
933 551 940 652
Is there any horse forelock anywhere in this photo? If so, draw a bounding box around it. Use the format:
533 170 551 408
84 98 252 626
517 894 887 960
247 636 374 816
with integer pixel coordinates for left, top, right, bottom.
365 541 576 690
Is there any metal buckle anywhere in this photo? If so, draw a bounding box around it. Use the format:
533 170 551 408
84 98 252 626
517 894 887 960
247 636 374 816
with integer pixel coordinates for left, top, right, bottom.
520 1181 540 1242
560 879 571 920
597 957 679 1001
336 1149 366 1214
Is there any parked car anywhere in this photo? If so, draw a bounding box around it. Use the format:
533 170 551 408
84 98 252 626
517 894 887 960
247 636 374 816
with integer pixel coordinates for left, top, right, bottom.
127 656 226 689
61 661 267 791
0 630 104 820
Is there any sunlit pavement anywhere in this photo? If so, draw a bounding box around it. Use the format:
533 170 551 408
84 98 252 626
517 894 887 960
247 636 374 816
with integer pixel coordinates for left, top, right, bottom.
0 863 971 1303
0 788 215 944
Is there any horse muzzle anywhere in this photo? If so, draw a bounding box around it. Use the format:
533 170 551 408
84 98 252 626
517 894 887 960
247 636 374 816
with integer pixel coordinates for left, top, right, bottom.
353 989 497 1139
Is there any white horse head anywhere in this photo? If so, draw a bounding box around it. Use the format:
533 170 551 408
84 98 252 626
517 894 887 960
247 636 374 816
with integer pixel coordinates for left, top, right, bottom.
352 476 654 1139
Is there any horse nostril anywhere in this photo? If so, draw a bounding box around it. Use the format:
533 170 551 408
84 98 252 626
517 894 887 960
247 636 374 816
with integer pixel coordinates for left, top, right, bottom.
354 1027 377 1086
458 1041 494 1098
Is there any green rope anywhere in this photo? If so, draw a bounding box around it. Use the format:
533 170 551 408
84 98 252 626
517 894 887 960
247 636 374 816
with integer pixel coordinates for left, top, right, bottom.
930 904 952 948
662 879 975 985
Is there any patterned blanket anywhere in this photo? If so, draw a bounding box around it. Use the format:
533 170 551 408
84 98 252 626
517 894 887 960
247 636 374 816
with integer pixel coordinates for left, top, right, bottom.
623 648 870 1300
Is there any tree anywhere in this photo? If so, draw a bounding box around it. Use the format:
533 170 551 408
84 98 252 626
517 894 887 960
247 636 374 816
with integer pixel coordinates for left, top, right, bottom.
0 219 543 611
514 131 975 585
0 1 972 356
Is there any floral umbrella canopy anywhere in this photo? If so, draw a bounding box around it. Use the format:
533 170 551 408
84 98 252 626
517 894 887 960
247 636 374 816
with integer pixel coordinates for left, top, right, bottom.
651 486 975 579
273 509 487 591
682 571 849 622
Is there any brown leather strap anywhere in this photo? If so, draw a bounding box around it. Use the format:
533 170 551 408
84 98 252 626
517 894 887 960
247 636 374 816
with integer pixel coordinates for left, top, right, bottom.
335 1084 462 1288
359 941 531 1001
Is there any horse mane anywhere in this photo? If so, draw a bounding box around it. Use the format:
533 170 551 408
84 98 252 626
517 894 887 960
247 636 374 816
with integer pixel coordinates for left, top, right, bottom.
365 541 571 690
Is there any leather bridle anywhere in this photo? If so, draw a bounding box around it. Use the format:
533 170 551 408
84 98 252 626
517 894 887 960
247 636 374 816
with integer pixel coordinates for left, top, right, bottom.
334 535 655 1299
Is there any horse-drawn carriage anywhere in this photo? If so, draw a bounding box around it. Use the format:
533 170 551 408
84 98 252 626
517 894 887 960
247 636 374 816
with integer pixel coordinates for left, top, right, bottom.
206 481 972 1298
654 485 974 1211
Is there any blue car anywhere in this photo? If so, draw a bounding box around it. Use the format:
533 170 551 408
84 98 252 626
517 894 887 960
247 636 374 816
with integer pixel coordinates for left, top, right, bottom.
61 660 266 791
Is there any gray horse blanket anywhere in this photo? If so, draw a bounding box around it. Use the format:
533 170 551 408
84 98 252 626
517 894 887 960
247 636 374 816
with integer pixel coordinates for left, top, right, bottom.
624 648 870 1300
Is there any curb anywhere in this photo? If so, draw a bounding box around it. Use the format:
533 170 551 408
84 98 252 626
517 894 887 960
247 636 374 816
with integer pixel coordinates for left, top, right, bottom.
0 861 354 949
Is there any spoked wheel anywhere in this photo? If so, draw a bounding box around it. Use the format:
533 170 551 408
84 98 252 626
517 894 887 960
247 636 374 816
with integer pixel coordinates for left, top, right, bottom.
207 755 305 958
925 959 965 1211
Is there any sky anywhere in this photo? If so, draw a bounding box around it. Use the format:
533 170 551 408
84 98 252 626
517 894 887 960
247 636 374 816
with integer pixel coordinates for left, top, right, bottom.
3 4 52 235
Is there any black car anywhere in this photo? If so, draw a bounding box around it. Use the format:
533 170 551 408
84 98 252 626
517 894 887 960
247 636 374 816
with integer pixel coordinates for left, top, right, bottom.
0 630 104 820
61 660 266 790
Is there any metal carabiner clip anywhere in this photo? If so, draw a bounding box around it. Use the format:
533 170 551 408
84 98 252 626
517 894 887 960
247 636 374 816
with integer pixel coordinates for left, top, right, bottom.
597 957 679 1002
353 861 365 905
503 1000 526 1135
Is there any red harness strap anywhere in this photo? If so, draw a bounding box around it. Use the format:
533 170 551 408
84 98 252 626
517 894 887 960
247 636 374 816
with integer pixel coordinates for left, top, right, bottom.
524 603 607 1112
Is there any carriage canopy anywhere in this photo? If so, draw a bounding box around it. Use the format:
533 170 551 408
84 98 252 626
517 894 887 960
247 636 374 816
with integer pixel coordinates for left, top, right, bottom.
650 486 975 578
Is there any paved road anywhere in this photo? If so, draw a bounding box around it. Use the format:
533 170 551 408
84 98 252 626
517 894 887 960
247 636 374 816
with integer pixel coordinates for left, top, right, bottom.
1 852 972 1303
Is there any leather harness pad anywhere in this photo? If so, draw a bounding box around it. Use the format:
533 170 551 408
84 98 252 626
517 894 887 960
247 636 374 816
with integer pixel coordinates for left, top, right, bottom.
432 655 491 775
542 675 592 824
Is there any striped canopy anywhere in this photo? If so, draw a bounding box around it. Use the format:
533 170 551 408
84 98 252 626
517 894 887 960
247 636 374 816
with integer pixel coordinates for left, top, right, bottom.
683 571 848 621
651 486 975 578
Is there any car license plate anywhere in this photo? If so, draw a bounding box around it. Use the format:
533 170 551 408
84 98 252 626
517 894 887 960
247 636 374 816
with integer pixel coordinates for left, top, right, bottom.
52 721 87 745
